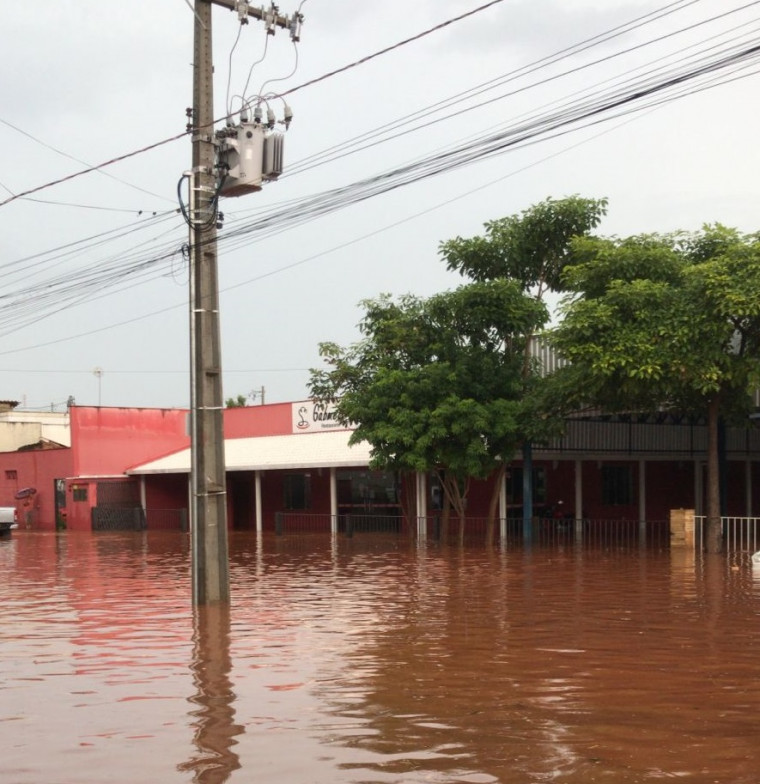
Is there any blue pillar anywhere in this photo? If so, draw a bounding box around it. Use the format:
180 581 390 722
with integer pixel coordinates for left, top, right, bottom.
522 442 533 542
718 417 727 516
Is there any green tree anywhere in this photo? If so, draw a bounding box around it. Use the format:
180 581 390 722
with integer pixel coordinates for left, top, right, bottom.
225 394 248 408
440 196 608 525
439 195 608 296
309 281 547 542
551 225 760 552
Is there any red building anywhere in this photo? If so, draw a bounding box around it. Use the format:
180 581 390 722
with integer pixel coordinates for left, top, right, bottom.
1 401 758 533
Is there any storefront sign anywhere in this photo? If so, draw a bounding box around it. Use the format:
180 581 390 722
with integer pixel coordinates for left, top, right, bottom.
291 400 350 433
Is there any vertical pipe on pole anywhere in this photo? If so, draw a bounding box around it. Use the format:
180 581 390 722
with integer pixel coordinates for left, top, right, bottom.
190 0 229 604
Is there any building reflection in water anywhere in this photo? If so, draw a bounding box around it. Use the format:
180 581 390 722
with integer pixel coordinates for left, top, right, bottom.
178 603 243 783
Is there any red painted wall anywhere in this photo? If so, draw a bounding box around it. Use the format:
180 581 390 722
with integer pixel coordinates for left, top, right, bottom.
223 402 293 438
72 406 190 476
145 474 188 510
64 478 97 532
645 461 694 520
752 462 760 516
0 446 73 531
144 474 189 531
725 461 748 517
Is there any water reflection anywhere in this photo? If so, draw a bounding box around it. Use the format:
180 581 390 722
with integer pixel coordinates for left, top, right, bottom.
3 532 760 783
179 603 243 783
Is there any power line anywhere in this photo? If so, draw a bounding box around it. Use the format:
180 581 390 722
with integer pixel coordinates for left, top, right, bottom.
0 131 188 209
0 50 749 360
283 0 704 177
0 2 757 345
0 0 506 210
283 0 760 179
0 116 175 205
2 26 757 344
279 0 507 98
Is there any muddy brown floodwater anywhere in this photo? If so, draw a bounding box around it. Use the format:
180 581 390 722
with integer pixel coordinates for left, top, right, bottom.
2 530 760 784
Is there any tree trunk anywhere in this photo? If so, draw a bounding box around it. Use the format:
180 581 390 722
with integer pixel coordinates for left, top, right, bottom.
439 473 468 545
441 498 450 543
438 471 469 545
399 471 415 534
705 394 723 553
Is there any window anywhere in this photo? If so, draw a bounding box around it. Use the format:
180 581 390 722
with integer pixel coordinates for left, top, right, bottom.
5 470 17 480
72 486 88 503
338 471 399 512
506 467 547 504
283 474 310 510
601 465 633 506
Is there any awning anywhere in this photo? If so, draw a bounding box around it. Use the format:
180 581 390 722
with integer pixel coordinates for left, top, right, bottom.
127 429 374 475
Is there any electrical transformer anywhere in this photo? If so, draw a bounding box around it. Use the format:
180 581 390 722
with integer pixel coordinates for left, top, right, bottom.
218 123 285 197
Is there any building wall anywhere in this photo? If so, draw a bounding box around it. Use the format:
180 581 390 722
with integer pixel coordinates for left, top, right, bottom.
0 422 45 452
224 403 293 438
143 474 189 531
0 447 73 530
643 461 694 520
2 401 758 534
72 407 190 477
145 474 188 511
0 410 71 450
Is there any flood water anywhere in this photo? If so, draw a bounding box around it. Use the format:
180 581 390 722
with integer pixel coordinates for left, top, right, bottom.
2 530 760 784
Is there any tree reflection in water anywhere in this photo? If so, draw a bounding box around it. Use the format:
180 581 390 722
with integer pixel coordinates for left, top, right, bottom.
178 603 243 783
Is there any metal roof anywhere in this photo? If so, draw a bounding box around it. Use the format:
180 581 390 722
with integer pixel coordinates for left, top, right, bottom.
127 429 373 475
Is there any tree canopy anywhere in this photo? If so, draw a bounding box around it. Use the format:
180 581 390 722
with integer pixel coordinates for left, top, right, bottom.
310 196 609 540
551 224 760 551
309 281 549 535
440 195 608 296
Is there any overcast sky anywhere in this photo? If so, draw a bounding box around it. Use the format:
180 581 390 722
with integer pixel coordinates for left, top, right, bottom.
1 0 758 410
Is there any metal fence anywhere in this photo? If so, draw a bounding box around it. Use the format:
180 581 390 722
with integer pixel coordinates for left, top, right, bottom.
145 508 188 531
92 508 188 532
270 512 671 548
273 513 405 536
695 516 760 553
91 507 146 531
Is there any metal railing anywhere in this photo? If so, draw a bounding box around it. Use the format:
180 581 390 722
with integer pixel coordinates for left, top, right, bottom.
269 512 671 548
145 508 188 531
695 516 760 553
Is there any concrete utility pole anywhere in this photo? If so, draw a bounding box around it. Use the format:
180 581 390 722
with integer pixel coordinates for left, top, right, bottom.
189 0 301 604
190 0 228 605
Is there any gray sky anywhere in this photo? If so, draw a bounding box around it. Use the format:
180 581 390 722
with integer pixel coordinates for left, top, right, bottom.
1 0 758 410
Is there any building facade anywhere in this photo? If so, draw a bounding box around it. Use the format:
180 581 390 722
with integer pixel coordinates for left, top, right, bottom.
0 401 758 533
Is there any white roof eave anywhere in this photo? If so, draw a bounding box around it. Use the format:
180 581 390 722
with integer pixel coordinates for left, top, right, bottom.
127 430 373 475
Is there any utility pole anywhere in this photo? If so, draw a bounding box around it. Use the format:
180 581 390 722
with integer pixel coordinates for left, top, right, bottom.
190 0 228 605
189 0 302 604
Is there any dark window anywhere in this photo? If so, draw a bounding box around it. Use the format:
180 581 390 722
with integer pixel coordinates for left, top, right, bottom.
5 470 17 480
72 486 88 503
506 467 547 504
283 474 310 510
338 470 399 512
601 465 633 506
